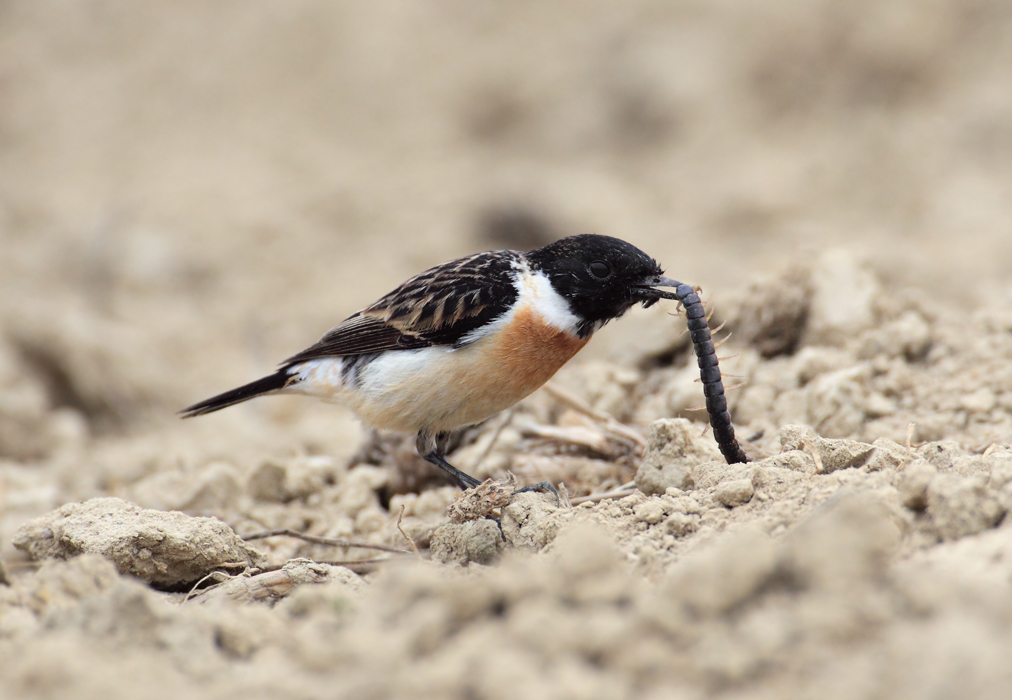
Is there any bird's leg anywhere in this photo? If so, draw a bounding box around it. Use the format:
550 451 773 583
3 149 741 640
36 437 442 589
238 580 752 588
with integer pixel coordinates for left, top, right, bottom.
415 432 558 500
416 431 481 490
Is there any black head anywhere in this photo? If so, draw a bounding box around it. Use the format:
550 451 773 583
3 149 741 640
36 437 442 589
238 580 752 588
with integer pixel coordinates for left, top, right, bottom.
527 234 680 337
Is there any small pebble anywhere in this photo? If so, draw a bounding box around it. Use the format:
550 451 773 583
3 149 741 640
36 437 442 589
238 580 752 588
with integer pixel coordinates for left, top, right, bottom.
716 479 755 508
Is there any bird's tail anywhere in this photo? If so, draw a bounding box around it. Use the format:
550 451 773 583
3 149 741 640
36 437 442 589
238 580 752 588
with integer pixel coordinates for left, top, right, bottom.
180 371 290 418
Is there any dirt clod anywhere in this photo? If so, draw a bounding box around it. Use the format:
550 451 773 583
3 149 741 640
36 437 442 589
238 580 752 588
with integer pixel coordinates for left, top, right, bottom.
987 447 1012 490
12 498 265 588
501 491 564 550
635 419 721 495
899 459 938 511
430 519 505 565
926 475 1007 541
780 424 876 473
446 476 517 523
715 478 755 507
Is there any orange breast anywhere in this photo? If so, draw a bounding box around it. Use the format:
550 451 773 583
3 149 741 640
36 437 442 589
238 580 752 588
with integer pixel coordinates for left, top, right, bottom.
489 305 589 393
342 303 590 433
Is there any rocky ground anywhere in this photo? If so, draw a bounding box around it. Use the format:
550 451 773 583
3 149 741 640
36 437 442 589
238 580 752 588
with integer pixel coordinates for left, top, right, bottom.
2 2 1012 699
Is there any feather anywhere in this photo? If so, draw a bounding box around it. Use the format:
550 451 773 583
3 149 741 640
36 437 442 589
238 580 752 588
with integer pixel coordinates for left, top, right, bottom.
281 251 520 366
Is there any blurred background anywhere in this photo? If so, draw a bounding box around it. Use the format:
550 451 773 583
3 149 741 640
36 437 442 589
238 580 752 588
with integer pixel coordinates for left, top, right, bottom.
1 0 1011 484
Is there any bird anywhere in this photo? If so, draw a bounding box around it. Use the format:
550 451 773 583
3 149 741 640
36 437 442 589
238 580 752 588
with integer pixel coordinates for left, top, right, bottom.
181 234 748 490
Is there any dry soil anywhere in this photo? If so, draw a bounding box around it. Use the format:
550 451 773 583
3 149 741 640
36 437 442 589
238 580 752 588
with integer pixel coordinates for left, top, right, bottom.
2 2 1012 699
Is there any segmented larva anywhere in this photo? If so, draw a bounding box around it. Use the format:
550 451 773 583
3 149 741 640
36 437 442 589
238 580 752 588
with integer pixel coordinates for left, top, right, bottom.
672 281 750 465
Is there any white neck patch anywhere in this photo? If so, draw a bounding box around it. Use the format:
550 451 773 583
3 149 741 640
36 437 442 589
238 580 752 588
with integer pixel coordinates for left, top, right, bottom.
515 267 581 334
455 261 583 347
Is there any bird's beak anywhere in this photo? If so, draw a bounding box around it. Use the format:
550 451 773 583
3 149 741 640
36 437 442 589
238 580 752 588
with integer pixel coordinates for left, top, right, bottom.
633 275 681 302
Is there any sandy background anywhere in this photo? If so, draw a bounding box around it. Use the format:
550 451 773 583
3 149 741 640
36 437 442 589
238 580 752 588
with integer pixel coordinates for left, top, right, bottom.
2 1 1012 698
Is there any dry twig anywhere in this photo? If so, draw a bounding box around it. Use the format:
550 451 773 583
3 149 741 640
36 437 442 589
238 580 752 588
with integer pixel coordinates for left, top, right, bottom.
182 569 243 604
258 559 392 574
569 481 637 505
243 528 409 554
541 382 646 449
804 439 824 473
518 420 639 460
189 559 346 605
397 505 422 560
557 482 573 508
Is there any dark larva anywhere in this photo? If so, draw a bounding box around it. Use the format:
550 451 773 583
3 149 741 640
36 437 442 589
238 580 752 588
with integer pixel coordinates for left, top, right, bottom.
665 281 750 464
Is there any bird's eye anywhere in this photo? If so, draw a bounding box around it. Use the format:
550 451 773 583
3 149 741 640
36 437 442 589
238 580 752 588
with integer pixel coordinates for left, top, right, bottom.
589 261 612 279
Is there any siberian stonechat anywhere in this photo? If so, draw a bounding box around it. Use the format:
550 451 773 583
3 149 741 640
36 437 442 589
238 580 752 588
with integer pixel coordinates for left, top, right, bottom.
182 234 748 489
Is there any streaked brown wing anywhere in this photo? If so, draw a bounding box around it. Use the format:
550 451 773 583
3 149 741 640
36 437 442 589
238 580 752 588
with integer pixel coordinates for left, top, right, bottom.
281 250 520 366
281 314 430 365
360 251 519 346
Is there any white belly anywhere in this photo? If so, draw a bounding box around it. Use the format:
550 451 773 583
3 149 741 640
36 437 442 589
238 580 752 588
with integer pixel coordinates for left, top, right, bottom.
286 304 588 433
